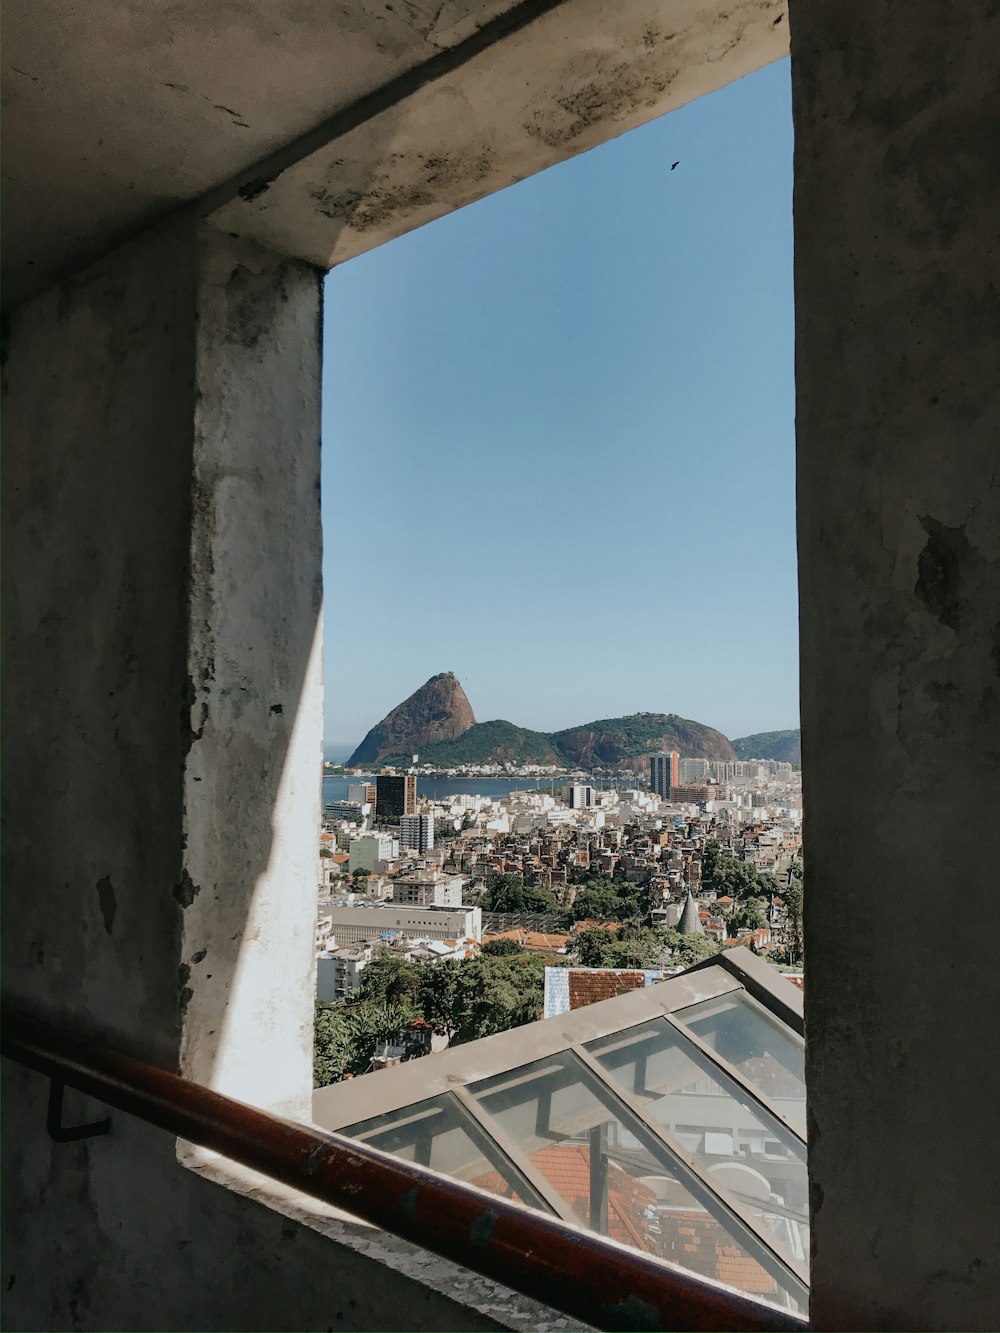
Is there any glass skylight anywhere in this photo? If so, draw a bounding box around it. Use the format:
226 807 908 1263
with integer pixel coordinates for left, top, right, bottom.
672 990 807 1133
317 949 808 1314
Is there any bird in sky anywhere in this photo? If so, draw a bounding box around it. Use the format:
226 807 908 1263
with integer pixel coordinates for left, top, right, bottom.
671 161 680 170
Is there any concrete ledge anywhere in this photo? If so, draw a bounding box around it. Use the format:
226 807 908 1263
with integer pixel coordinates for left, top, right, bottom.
183 1145 594 1332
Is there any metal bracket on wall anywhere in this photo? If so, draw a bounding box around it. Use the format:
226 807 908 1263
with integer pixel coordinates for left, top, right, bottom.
46 1078 111 1142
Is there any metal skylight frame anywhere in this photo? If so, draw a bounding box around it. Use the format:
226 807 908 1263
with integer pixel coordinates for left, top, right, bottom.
312 947 808 1311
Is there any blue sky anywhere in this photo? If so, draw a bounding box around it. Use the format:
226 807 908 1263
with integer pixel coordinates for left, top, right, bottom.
322 58 795 753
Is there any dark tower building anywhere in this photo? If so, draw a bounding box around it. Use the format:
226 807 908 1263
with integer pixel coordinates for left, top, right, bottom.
649 751 680 798
375 774 416 820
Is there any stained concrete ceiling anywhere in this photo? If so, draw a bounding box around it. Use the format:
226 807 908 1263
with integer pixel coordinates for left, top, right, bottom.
3 0 788 311
2 0 523 308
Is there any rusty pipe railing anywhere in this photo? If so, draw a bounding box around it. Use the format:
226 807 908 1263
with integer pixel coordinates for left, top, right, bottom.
1 1007 806 1333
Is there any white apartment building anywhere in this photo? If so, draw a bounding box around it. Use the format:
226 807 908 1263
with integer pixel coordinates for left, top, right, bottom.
348 833 400 873
316 944 372 1003
322 904 482 945
391 870 466 908
346 782 376 808
399 813 434 854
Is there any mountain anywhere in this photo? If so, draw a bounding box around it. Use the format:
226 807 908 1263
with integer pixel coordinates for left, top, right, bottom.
381 720 562 769
552 713 735 768
730 729 801 765
347 672 476 766
358 675 736 770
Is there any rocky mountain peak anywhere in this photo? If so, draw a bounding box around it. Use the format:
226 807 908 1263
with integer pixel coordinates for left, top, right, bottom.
347 672 476 766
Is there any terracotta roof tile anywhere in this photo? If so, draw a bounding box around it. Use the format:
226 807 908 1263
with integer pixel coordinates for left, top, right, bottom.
529 1145 655 1251
567 970 648 1010
714 1245 778 1295
523 931 569 951
484 929 569 952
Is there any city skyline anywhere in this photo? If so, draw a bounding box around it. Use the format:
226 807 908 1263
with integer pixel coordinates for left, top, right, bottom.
322 58 796 751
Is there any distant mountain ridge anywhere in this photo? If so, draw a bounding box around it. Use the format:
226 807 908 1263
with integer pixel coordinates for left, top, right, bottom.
552 714 734 768
381 719 564 769
359 674 736 770
730 729 801 765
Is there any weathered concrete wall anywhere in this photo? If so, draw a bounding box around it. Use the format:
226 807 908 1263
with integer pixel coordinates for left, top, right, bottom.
181 230 324 1121
792 3 1000 1328
1 1062 520 1332
2 216 200 1070
2 214 323 1113
0 211 328 1326
1 212 575 1333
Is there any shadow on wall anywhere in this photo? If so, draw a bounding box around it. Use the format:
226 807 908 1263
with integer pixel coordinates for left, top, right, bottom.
1 216 324 1126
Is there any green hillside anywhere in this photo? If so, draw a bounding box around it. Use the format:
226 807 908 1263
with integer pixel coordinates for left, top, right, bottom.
552 713 735 767
381 719 563 768
381 711 735 770
730 729 801 764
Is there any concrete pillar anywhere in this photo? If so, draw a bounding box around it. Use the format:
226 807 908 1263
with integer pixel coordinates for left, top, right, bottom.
1 214 551 1331
2 215 323 1118
791 4 1000 1328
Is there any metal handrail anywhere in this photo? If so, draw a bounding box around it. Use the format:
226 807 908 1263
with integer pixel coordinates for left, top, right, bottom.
1 1006 806 1332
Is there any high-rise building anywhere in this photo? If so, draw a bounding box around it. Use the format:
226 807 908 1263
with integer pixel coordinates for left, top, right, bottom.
649 751 680 799
677 757 710 784
375 774 416 819
347 782 376 806
399 812 434 853
563 784 595 809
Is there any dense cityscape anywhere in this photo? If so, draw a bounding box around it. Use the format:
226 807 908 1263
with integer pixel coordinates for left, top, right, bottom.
314 748 803 1085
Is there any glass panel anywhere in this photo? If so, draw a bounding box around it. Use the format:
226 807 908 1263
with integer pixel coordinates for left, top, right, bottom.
673 991 806 1134
340 1093 546 1208
469 1050 805 1313
586 1019 809 1266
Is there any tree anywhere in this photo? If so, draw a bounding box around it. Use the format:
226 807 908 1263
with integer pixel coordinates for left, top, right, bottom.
702 850 778 907
313 996 418 1087
657 928 722 968
349 1000 416 1050
418 959 463 1044
702 838 722 883
724 896 768 935
571 882 624 922
572 924 669 969
480 937 526 957
574 926 624 967
356 951 423 1008
782 863 804 965
313 1003 355 1087
571 876 648 924
615 921 663 967
482 874 560 915
415 952 547 1047
451 954 545 1044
